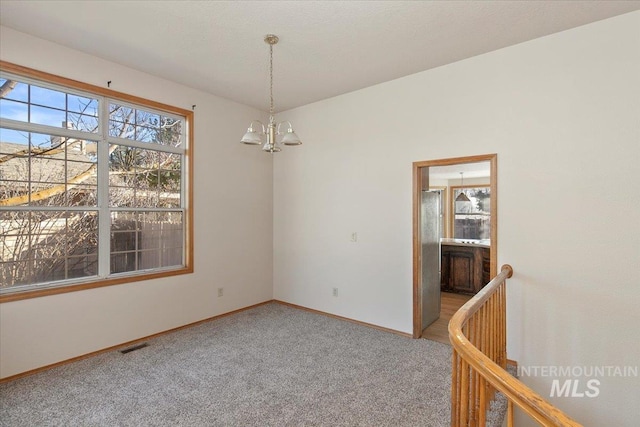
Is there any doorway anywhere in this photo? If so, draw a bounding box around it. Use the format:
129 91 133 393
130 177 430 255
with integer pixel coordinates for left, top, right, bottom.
412 154 497 339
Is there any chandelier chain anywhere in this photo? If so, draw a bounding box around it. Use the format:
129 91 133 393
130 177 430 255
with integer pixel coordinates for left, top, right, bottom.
269 43 274 117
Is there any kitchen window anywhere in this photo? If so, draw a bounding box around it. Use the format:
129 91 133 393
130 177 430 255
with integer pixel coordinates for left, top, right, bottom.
451 186 490 240
0 62 192 301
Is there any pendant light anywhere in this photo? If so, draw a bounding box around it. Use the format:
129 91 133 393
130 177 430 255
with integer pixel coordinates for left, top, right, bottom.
240 34 302 153
455 172 472 213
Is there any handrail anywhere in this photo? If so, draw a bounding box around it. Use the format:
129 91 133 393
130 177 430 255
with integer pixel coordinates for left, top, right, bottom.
448 265 582 426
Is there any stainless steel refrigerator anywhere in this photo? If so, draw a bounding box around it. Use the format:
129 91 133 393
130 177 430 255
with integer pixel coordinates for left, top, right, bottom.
421 190 442 330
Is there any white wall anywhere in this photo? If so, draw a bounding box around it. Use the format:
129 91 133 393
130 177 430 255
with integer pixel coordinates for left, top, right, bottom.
0 27 274 378
274 12 640 426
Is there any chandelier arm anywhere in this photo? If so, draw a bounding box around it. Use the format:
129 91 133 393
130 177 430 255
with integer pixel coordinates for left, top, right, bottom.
276 120 292 135
250 120 266 134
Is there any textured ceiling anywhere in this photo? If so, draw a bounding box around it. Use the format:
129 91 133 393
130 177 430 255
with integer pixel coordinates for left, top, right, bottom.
1 1 638 112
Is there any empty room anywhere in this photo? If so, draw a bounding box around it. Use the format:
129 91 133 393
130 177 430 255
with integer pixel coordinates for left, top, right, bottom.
1 1 639 426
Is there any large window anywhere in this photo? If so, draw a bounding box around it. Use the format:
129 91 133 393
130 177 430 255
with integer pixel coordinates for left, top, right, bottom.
0 63 192 300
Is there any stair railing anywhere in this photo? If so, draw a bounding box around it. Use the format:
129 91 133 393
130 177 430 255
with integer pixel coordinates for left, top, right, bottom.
449 264 582 426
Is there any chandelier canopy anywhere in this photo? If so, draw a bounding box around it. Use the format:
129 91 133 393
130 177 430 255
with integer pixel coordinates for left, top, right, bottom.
240 34 302 153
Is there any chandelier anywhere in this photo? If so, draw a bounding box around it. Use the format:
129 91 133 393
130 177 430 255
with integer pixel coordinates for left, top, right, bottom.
240 34 302 153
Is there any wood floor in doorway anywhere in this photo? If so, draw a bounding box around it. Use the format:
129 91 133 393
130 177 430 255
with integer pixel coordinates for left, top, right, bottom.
422 292 472 345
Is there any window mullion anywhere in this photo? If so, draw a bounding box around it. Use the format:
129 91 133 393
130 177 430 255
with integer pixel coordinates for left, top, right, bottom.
180 152 186 266
97 97 110 279
106 135 183 154
0 118 97 141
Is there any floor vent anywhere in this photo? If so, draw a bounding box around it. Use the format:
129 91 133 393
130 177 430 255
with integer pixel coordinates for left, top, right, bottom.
119 343 149 354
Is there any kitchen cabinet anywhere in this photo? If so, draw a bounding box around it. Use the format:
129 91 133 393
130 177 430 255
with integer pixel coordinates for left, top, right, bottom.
441 243 490 295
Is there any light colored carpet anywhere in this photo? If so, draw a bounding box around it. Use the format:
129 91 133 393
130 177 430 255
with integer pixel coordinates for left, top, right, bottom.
1 302 461 426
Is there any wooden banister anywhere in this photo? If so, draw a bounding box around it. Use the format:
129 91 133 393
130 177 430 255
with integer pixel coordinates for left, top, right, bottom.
449 265 582 426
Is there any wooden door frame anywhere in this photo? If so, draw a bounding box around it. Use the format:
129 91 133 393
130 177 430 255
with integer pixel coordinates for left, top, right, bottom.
412 154 498 339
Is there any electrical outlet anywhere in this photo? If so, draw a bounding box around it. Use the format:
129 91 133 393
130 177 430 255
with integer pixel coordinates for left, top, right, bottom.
332 287 338 297
217 287 224 297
